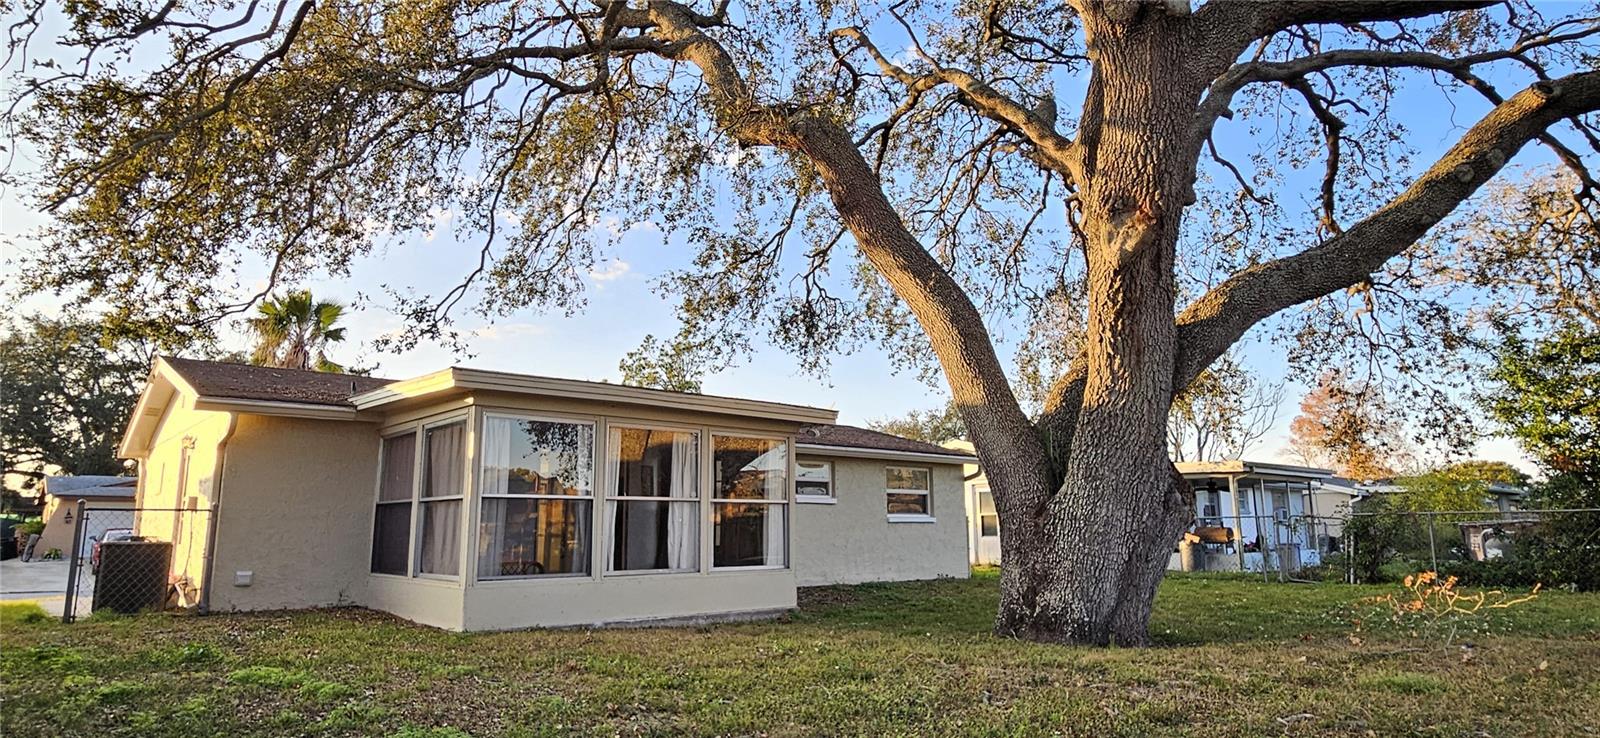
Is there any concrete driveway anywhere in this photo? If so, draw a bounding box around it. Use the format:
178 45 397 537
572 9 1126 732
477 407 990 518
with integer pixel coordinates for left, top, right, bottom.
1 558 93 617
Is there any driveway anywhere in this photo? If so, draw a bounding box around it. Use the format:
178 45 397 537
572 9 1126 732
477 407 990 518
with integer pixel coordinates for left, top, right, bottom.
1 558 93 617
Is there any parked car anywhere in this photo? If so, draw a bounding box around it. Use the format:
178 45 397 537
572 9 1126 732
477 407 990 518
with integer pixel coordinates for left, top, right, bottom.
91 528 136 574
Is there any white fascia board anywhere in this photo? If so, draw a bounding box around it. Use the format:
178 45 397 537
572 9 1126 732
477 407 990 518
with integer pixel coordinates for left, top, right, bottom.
190 396 367 421
353 367 839 425
795 443 976 465
117 360 186 459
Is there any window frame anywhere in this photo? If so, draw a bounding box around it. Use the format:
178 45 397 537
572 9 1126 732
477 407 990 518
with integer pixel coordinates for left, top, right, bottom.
603 421 704 576
976 487 999 538
369 410 470 582
709 431 792 571
414 416 470 580
475 411 599 582
370 428 421 579
885 465 935 522
793 459 835 504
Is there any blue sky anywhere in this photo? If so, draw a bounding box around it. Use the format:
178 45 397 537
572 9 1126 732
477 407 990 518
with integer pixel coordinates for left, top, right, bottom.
0 7 1560 473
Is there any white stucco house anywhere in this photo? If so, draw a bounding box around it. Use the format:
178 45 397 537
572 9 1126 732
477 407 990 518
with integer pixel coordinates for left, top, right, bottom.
116 358 974 631
950 446 1343 573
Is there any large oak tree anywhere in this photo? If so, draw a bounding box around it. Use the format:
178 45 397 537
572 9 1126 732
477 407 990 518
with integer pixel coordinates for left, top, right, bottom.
5 0 1598 644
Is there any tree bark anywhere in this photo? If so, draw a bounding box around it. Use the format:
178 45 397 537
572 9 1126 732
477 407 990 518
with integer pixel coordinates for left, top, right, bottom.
994 5 1210 645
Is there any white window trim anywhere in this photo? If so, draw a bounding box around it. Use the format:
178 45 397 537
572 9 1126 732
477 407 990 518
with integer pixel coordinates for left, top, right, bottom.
370 428 421 578
794 459 835 504
369 410 472 582
709 431 792 572
884 464 933 522
415 416 470 580
603 422 703 576
475 412 599 582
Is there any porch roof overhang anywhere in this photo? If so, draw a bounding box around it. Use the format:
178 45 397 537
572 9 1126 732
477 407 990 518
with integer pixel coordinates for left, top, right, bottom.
350 367 839 426
1176 460 1334 483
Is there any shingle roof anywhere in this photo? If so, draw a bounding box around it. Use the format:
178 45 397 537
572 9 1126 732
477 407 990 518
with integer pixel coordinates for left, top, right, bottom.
163 357 395 407
44 475 137 499
796 424 974 459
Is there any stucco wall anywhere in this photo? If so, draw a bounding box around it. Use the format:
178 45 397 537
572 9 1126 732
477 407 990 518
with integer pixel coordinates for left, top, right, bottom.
210 414 380 612
464 569 795 631
130 397 233 601
790 456 969 586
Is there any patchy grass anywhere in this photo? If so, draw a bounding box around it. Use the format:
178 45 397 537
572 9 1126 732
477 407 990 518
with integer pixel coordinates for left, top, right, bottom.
2 572 1596 737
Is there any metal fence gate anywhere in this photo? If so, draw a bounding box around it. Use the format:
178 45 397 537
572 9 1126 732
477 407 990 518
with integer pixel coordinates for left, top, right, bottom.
61 500 214 623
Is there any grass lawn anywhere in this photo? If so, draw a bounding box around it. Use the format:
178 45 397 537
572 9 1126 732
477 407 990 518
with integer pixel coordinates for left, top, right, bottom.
2 571 1597 737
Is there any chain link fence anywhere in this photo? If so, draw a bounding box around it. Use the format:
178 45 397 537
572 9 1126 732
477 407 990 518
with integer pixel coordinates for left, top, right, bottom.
1343 507 1600 588
1176 512 1350 581
62 501 213 623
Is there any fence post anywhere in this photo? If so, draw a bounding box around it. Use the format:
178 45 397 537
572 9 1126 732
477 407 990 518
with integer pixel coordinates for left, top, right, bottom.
1426 512 1438 572
61 499 87 624
1346 520 1356 583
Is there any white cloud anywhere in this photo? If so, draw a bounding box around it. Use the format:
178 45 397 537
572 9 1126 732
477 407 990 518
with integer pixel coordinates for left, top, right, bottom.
588 259 631 283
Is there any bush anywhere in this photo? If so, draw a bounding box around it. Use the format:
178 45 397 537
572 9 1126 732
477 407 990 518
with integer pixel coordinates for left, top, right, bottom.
1438 521 1600 591
16 520 44 537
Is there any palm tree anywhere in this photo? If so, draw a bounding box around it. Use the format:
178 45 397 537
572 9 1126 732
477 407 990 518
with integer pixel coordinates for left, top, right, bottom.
246 290 350 372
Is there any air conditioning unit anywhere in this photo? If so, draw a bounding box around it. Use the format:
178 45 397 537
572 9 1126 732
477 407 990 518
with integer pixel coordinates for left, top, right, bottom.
1274 508 1290 522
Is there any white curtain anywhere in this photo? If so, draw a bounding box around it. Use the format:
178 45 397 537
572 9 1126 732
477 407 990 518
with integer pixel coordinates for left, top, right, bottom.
427 423 465 497
420 423 465 575
477 419 513 577
481 418 513 496
421 500 461 575
763 504 784 567
604 427 622 571
668 431 697 570
759 440 786 565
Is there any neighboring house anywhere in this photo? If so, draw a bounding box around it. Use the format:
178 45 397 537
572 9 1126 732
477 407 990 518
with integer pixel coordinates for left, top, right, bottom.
117 357 974 631
952 452 1340 573
1355 479 1528 512
36 475 138 557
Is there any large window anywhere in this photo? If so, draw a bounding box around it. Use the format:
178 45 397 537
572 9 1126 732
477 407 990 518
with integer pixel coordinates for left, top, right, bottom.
478 416 594 578
371 432 417 575
712 435 788 569
606 426 699 573
795 460 833 501
886 466 932 518
418 421 466 576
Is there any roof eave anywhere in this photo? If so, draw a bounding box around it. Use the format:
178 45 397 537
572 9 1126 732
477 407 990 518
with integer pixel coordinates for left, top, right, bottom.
795 442 976 464
117 358 190 459
352 367 839 425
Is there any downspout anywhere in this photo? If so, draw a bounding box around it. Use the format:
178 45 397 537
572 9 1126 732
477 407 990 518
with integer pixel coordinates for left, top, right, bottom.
198 413 239 615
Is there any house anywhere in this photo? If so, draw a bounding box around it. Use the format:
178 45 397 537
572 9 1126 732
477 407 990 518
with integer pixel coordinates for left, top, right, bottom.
36 475 138 557
952 452 1339 573
116 357 974 631
1354 479 1528 512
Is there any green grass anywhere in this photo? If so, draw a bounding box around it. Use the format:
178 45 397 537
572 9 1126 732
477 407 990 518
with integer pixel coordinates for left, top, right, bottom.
2 572 1596 737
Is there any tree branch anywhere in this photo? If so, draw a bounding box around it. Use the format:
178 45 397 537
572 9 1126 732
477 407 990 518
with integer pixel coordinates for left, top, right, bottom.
1174 70 1600 391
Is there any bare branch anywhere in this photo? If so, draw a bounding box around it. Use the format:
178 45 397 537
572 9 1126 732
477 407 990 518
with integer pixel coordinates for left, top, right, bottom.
1174 70 1600 392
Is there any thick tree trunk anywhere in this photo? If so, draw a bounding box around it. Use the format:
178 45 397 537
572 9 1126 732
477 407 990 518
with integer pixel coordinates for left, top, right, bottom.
994 7 1207 646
